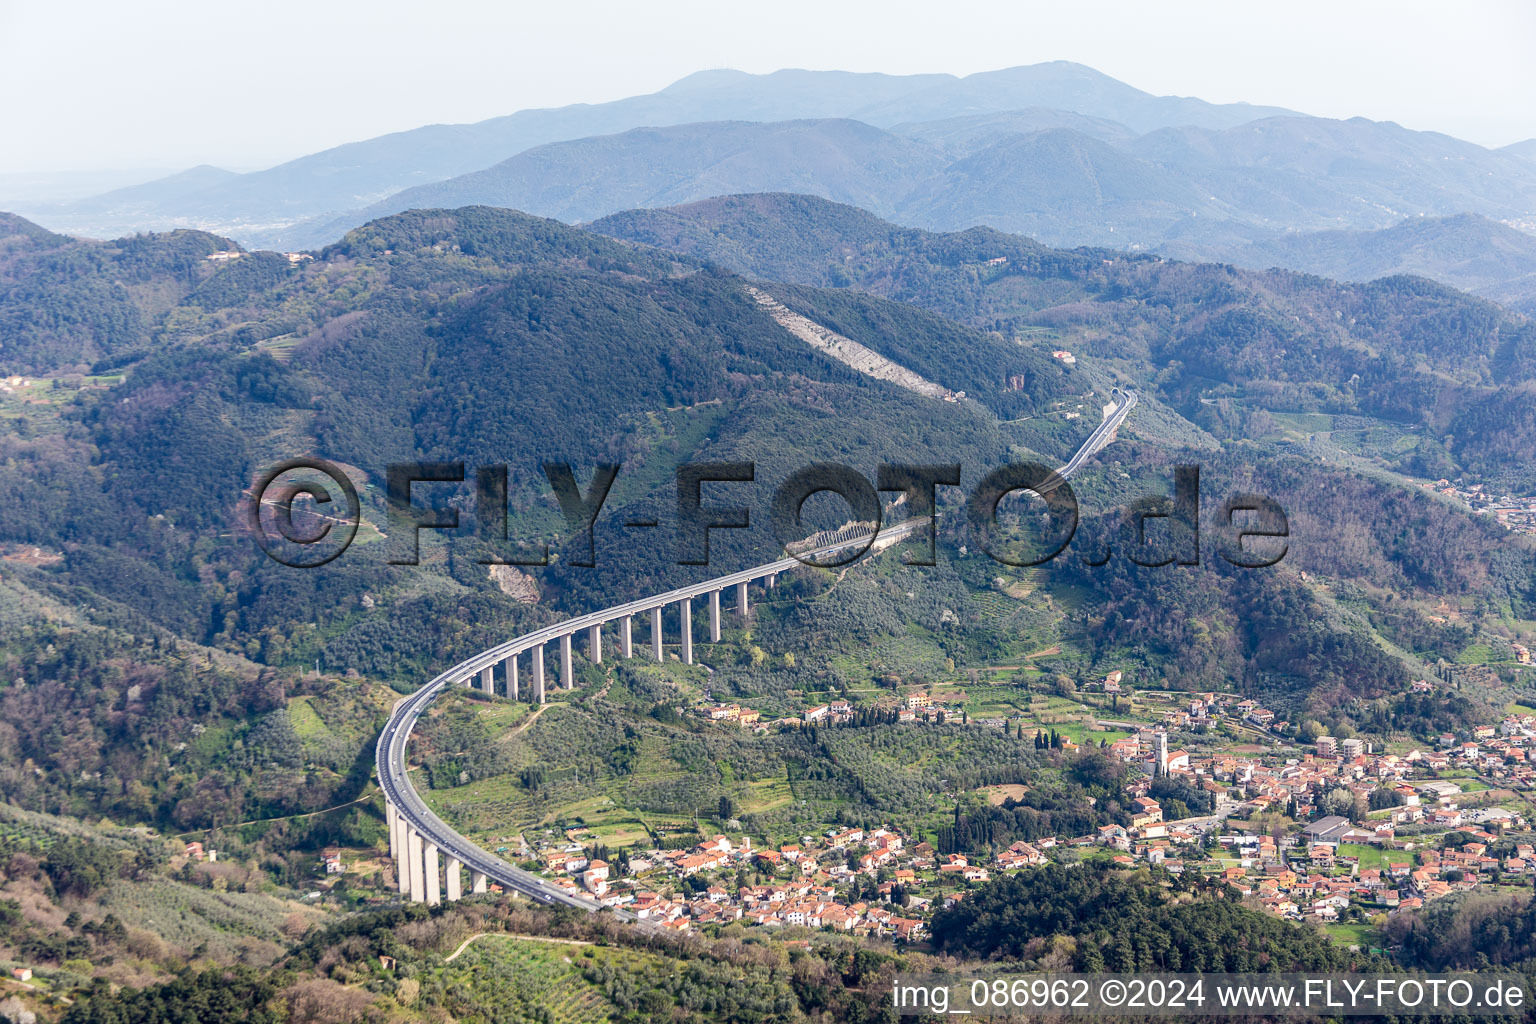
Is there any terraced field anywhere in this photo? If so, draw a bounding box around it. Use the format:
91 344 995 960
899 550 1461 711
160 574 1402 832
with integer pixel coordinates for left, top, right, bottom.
98 879 315 961
429 931 804 1023
286 696 327 739
430 936 647 1024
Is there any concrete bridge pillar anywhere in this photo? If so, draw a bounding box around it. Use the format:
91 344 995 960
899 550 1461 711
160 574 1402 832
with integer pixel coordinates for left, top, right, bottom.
680 597 693 665
767 573 777 589
386 800 398 860
480 665 494 696
589 623 602 664
506 653 519 701
651 606 663 661
709 590 721 642
472 870 488 894
533 646 546 704
395 814 410 896
736 581 748 616
445 855 462 902
620 616 632 658
424 842 441 906
560 633 574 689
406 827 425 903
398 818 410 889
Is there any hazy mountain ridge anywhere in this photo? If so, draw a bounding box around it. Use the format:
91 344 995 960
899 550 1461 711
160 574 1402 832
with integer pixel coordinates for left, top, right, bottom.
294 119 950 245
19 63 1536 317
16 62 1296 242
1204 213 1536 315
270 111 1536 266
843 61 1299 133
1503 138 1536 162
900 113 1536 245
894 126 1227 244
890 107 1141 155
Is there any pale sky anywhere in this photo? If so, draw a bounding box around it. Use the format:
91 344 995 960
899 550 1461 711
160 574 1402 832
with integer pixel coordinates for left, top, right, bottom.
2 0 1534 175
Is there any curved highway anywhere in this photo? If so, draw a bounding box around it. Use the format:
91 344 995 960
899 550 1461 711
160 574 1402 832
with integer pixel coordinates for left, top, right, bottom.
377 519 921 913
377 388 1137 912
1055 388 1139 483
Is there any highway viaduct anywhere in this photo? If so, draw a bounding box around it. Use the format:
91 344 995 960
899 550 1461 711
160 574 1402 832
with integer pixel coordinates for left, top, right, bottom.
377 391 1136 911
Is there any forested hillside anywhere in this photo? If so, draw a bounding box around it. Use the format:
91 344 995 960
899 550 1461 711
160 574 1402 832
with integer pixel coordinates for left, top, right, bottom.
590 193 1536 724
0 194 1531 851
930 865 1369 970
595 193 1536 490
0 203 1087 834
0 218 241 372
0 199 1533 1017
1 199 1532 831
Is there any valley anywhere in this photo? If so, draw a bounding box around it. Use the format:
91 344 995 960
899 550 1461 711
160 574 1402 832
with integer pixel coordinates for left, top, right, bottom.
2 74 1536 1018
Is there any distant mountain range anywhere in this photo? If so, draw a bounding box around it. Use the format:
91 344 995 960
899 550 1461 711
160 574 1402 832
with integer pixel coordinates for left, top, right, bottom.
11 62 1297 241
293 119 950 244
285 112 1536 253
12 62 1536 315
1211 213 1536 315
1504 138 1536 163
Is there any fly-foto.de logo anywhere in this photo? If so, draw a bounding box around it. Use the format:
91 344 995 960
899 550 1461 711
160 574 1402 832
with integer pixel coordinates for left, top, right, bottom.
247 459 1288 571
